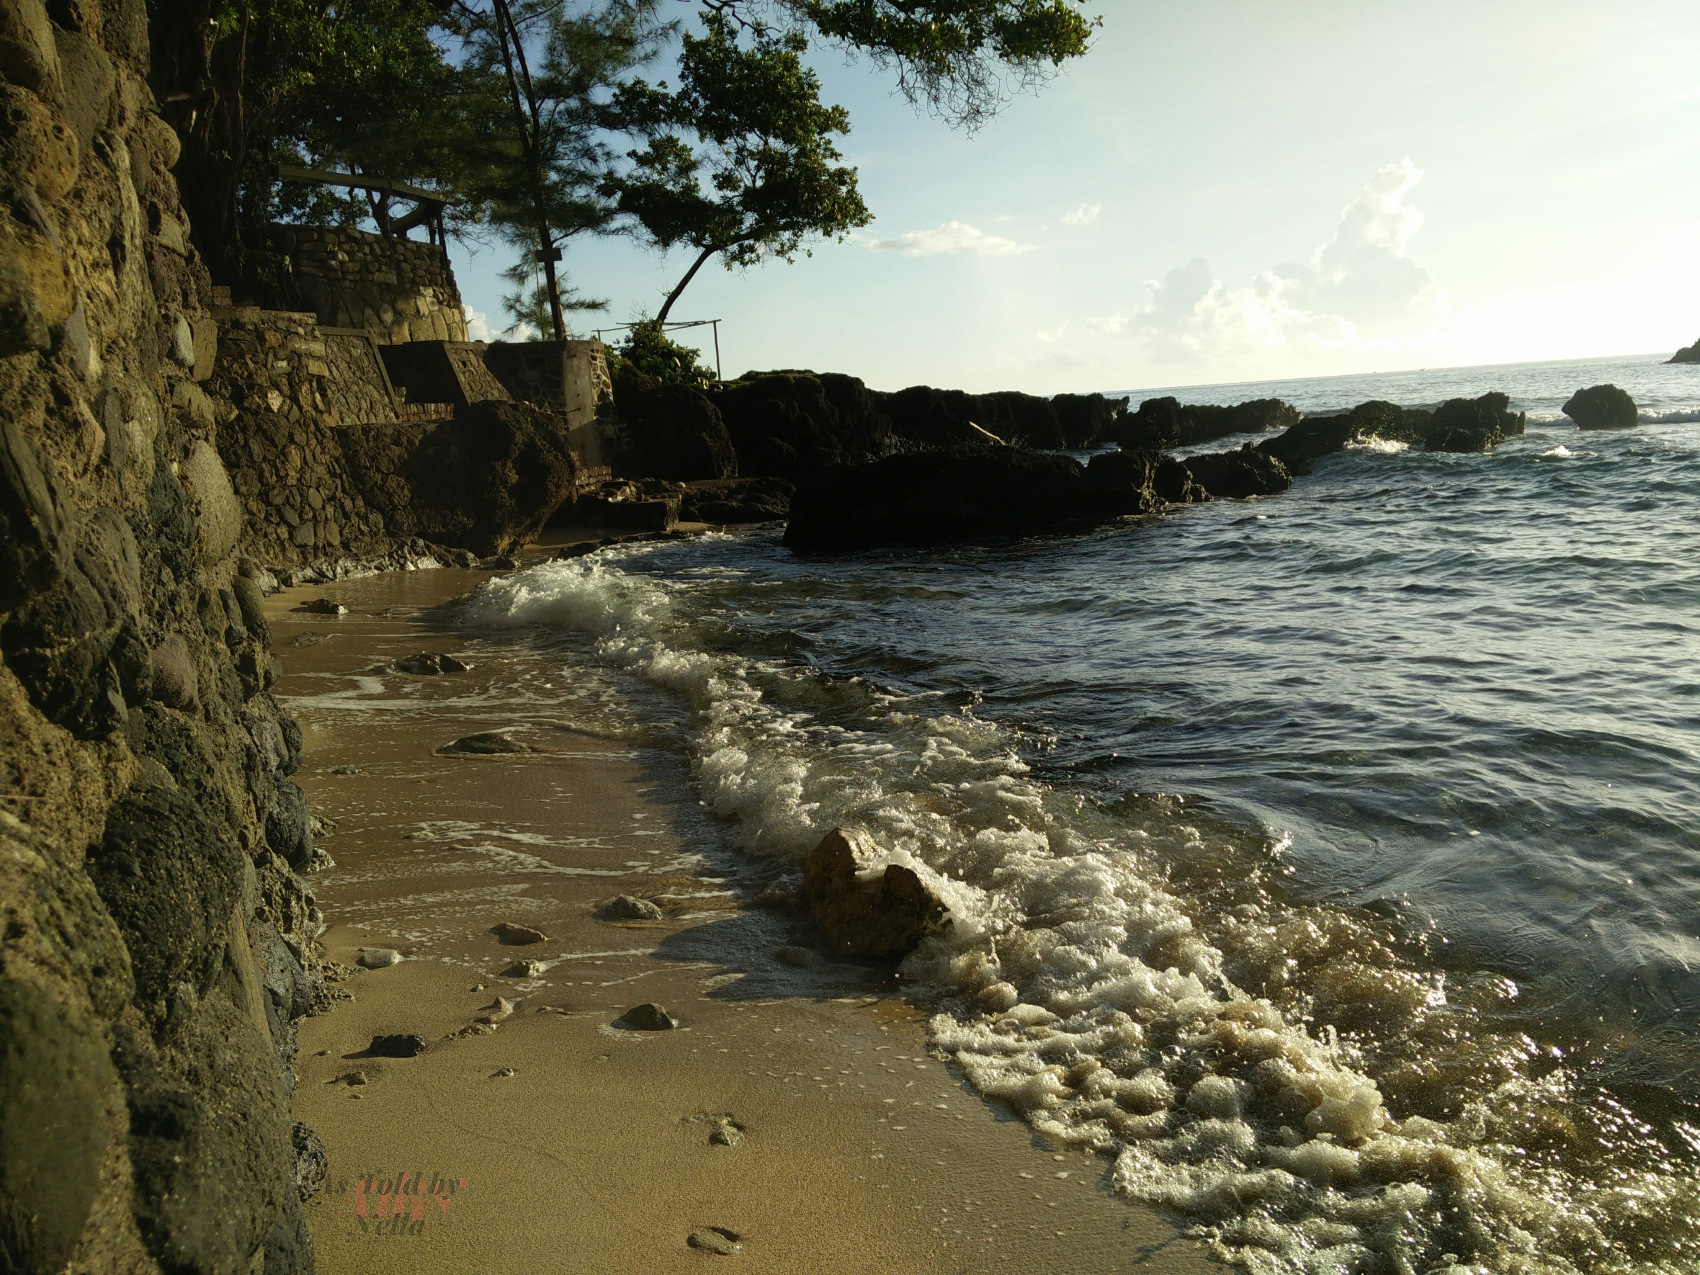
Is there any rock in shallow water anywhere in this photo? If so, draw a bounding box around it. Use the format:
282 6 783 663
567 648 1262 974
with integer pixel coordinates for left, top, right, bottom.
502 959 544 978
490 922 547 945
802 827 948 958
1563 383 1638 430
438 732 529 755
356 948 402 969
601 893 664 921
298 597 346 615
615 1003 676 1031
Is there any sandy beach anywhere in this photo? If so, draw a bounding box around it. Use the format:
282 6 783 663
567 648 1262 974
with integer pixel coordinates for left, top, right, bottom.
270 555 1213 1273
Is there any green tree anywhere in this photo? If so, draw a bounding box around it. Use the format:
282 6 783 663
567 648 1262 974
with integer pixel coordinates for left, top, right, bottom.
605 15 871 323
447 0 671 340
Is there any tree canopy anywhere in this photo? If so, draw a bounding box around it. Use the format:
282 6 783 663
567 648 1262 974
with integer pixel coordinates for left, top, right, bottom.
606 14 871 323
145 0 1098 326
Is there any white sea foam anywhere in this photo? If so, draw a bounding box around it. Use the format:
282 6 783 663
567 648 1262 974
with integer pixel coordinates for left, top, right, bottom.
464 555 1698 1273
1344 436 1408 454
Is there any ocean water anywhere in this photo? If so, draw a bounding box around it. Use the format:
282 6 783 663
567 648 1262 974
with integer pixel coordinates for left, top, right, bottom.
461 352 1700 1272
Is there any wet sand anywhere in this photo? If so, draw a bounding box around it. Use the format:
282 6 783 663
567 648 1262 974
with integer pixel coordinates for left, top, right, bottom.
273 558 1213 1273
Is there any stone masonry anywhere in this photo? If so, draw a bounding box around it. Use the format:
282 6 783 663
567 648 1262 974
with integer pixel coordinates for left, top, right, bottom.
263 223 468 344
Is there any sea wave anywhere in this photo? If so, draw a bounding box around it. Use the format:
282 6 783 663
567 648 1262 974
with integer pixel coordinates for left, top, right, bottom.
463 553 1700 1273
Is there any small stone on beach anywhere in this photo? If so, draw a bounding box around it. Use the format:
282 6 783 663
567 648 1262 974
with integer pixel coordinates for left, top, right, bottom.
687 1228 742 1255
491 1067 517 1079
491 922 547 945
475 997 517 1025
615 1003 676 1031
392 652 474 676
366 1033 426 1058
335 1071 368 1086
602 894 664 921
357 948 402 969
709 1119 744 1147
503 960 544 977
329 765 360 775
299 598 347 615
438 732 529 756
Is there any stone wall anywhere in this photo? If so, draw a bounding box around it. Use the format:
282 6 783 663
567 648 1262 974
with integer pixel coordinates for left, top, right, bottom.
0 3 324 1270
264 223 468 344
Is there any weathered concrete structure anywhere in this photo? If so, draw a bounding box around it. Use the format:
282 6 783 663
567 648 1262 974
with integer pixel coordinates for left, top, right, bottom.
262 223 468 343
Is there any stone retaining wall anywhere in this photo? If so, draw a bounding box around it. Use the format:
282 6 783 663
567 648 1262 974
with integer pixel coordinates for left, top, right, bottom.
264 224 468 344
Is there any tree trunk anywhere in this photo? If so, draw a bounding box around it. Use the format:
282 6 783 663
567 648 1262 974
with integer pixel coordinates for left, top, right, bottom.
656 244 723 324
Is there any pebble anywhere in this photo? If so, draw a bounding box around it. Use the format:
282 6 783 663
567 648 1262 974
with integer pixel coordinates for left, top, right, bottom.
709 1118 744 1147
603 894 664 921
490 922 547 945
356 948 402 969
366 1034 426 1058
475 997 517 1025
491 1067 517 1079
335 1071 368 1086
503 960 544 978
615 1003 676 1031
686 1229 742 1256
329 765 360 775
438 732 530 756
299 598 347 615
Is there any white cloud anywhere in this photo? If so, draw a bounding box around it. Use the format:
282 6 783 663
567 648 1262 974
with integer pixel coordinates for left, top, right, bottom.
1063 202 1102 226
1130 160 1447 365
868 220 1035 257
1086 313 1128 335
463 304 539 343
1035 322 1069 343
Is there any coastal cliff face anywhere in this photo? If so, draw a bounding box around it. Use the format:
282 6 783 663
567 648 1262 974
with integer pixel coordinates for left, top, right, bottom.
0 3 323 1270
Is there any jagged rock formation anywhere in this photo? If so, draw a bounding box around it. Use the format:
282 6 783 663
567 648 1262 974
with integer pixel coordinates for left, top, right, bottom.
0 4 323 1269
1562 383 1638 430
1104 395 1301 451
802 827 948 958
1669 337 1699 364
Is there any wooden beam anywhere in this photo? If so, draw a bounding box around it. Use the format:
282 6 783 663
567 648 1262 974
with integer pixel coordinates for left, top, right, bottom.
275 164 447 209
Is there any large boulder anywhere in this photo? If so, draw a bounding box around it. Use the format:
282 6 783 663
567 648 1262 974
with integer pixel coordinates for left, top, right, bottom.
1669 337 1700 364
1562 384 1638 430
1256 400 1434 471
340 399 579 555
784 446 1149 553
610 365 737 480
679 476 794 523
1052 392 1129 449
1106 396 1300 451
802 827 948 958
1185 445 1292 498
711 371 895 482
1422 392 1524 453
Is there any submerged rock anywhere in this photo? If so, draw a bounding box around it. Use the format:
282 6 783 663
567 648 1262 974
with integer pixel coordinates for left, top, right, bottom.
802 827 948 958
1563 384 1638 430
490 926 545 947
615 1003 677 1031
438 732 529 755
600 894 664 921
392 652 472 675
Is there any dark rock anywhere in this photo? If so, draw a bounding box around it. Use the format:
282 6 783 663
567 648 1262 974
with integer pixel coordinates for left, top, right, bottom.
1051 393 1129 449
339 399 581 556
365 1034 427 1058
490 922 547 945
148 632 198 710
1669 337 1700 364
0 980 117 1275
438 732 529 756
802 827 947 958
601 894 664 921
784 447 1141 553
615 1003 677 1031
501 960 544 978
555 541 599 559
392 652 472 676
86 787 243 1028
1084 448 1182 508
711 371 895 482
291 1122 327 1201
1106 396 1300 451
1184 445 1293 499
1424 392 1524 453
1562 384 1638 430
611 367 737 481
687 1227 742 1255
679 476 795 523
265 780 314 871
232 574 272 648
297 598 346 615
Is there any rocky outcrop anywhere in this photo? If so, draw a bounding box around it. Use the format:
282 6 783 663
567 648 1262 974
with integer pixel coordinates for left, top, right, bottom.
0 4 323 1270
610 365 736 481
1422 392 1524 453
1105 396 1300 451
1669 337 1700 364
339 399 580 556
802 827 948 958
1562 384 1638 430
679 475 794 523
1185 445 1292 498
782 447 1159 553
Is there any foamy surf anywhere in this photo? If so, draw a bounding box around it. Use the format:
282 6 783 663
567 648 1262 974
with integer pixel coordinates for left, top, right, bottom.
462 552 1699 1273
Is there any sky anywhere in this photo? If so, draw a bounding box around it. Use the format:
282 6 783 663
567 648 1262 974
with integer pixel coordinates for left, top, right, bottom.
450 0 1700 395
